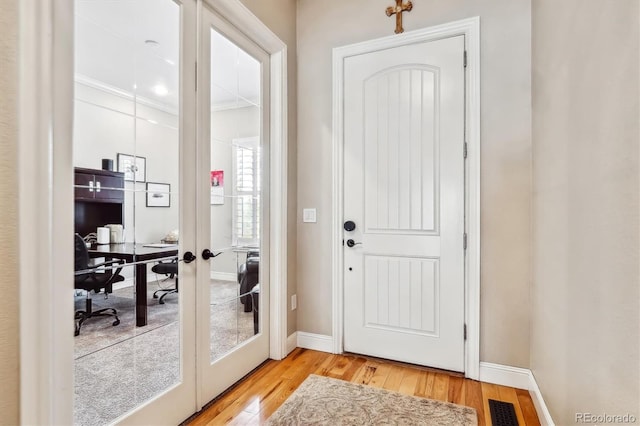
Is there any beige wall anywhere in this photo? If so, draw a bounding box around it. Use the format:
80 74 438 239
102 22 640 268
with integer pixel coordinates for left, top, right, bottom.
296 0 532 367
531 1 640 424
240 0 298 335
0 0 20 423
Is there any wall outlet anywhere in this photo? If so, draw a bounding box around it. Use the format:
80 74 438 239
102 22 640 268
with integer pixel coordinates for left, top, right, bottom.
291 294 297 310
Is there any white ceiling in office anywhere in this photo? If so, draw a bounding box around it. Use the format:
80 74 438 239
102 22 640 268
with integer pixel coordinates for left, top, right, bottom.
75 0 260 112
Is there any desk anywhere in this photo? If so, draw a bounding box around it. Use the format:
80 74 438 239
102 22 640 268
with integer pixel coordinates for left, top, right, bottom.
89 243 178 327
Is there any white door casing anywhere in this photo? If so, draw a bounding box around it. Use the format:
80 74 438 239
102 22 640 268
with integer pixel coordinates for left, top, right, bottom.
333 18 481 378
343 35 465 372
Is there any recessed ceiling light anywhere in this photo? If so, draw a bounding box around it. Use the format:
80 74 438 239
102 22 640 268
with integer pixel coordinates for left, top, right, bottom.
152 84 169 97
145 39 160 48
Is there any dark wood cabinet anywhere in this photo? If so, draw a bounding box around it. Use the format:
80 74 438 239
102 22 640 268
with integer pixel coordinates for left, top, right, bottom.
74 167 125 237
74 167 125 203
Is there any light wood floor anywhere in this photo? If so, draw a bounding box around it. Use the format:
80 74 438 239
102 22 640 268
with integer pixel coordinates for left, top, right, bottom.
186 348 540 426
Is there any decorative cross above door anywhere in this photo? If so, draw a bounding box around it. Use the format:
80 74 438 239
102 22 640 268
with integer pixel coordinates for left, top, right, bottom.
386 0 413 34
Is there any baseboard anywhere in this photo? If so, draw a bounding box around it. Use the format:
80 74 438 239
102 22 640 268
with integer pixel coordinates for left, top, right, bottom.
296 332 333 353
479 362 531 390
479 362 554 425
286 332 298 355
528 370 555 426
210 271 236 282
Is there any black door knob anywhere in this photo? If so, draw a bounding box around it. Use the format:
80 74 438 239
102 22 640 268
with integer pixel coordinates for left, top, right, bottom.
183 251 196 263
346 239 362 248
202 249 220 260
344 220 356 232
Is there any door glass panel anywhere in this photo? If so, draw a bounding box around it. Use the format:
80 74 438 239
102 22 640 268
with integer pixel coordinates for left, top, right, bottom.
73 1 181 424
209 29 262 362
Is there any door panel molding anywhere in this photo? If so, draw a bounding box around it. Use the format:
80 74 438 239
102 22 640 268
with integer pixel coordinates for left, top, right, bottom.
332 17 481 379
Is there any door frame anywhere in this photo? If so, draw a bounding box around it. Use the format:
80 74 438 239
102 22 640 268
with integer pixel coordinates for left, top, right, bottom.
18 0 289 424
331 17 481 380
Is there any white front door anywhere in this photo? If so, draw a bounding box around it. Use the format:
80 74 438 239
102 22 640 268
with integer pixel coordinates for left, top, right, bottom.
196 4 271 405
343 35 466 372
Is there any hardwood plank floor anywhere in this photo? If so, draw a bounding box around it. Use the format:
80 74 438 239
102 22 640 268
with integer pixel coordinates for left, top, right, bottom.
186 348 541 426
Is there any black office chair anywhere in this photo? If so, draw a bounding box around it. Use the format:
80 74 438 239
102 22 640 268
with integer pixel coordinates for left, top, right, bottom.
152 259 178 304
237 250 259 312
74 233 123 336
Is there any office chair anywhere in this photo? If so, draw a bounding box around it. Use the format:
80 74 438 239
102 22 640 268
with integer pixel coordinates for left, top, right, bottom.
74 233 123 336
237 250 259 312
152 259 178 304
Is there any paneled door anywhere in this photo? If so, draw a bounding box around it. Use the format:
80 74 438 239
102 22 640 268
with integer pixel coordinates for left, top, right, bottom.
343 36 466 372
196 4 271 405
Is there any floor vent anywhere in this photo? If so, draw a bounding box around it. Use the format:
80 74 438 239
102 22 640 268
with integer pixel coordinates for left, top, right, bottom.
488 399 519 426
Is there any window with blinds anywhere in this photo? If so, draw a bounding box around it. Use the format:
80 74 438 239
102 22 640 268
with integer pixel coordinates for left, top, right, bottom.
233 138 261 246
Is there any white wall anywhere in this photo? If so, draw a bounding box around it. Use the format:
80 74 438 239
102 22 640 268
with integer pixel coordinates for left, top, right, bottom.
531 1 639 423
74 83 179 281
210 106 260 276
0 0 20 422
296 0 532 367
74 82 180 245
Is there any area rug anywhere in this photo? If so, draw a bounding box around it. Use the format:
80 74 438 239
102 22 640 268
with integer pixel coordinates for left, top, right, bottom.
266 375 477 426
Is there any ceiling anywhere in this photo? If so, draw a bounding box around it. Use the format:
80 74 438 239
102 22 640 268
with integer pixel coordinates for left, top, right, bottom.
76 0 261 112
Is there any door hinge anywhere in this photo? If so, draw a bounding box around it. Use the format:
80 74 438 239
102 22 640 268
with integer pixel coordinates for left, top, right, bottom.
195 62 198 91
463 233 467 250
463 142 468 159
464 324 467 340
463 50 467 68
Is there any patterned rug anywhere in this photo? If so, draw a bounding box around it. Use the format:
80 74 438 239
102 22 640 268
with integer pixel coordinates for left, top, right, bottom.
266 375 477 426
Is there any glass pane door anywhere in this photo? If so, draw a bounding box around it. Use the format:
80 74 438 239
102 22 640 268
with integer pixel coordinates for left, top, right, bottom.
209 30 262 362
72 0 196 423
197 8 270 404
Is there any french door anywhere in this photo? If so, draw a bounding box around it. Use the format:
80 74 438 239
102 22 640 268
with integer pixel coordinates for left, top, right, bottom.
196 3 271 404
72 0 197 424
69 0 270 424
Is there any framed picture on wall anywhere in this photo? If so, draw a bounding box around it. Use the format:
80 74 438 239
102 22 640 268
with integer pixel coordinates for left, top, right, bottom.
210 170 224 205
146 182 170 207
117 153 146 182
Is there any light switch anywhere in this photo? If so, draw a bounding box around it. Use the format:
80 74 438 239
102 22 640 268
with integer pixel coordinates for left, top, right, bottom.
303 208 317 223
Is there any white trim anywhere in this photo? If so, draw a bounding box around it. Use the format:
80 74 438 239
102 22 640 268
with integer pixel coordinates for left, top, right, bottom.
19 1 75 424
331 17 481 377
205 0 289 362
479 362 530 390
210 271 237 282
207 0 286 53
529 371 555 426
479 363 555 426
74 74 179 116
286 332 298 355
297 332 334 354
